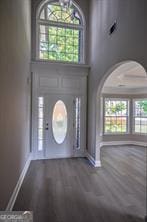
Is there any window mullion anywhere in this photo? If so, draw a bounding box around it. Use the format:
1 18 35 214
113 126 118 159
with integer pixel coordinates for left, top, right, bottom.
38 19 83 30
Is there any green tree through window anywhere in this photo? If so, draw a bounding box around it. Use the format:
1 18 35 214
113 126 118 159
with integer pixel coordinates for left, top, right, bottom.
138 100 147 113
38 2 84 63
104 99 128 133
134 99 147 134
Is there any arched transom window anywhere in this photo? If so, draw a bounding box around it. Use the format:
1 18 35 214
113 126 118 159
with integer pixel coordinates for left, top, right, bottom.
37 1 85 63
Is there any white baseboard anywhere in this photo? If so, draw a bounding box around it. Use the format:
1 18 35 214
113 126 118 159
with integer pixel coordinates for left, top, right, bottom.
6 153 32 211
86 152 101 167
100 141 147 148
32 153 85 160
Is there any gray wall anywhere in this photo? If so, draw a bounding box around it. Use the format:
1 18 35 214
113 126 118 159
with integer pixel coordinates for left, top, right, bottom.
88 0 147 159
0 0 31 209
0 0 146 210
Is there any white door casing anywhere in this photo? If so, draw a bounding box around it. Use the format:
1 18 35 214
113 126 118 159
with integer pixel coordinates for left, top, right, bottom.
31 62 89 160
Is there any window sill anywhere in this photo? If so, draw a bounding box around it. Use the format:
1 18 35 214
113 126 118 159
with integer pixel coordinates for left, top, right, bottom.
132 132 147 136
32 59 90 68
103 133 130 136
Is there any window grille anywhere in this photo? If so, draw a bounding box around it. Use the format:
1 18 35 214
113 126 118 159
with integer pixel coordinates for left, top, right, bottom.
133 99 147 134
104 99 129 134
37 1 84 63
38 97 44 151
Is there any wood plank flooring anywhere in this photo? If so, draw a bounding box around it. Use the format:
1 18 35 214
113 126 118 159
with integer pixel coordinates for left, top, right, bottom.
13 145 146 222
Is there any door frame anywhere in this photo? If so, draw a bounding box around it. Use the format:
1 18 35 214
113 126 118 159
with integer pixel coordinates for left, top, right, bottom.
31 62 89 160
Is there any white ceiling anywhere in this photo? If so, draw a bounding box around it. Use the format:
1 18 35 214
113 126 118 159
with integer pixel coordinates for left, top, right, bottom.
103 62 147 90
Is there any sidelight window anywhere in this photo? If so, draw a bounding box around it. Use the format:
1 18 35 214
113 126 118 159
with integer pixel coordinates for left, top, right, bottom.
74 97 81 149
38 97 44 151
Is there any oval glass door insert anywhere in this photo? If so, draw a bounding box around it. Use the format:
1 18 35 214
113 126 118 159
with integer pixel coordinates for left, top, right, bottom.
52 100 68 144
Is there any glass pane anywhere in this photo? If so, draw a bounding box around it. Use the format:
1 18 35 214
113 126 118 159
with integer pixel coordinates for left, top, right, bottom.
38 97 44 151
135 100 147 116
38 140 43 151
38 108 43 118
105 116 127 133
38 129 43 140
105 99 128 134
105 100 127 116
39 25 80 62
38 118 43 128
38 97 44 107
52 100 67 144
40 9 45 19
40 2 81 25
134 99 147 134
141 118 147 134
74 97 81 149
135 117 141 133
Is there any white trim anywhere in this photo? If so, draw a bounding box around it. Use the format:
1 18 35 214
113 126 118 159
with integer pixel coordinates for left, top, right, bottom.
38 19 84 30
6 154 32 211
31 60 90 70
100 141 147 147
102 86 147 95
86 152 101 167
32 153 85 160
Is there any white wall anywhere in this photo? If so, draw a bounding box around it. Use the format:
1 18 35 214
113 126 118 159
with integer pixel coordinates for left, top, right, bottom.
0 0 31 209
88 0 147 161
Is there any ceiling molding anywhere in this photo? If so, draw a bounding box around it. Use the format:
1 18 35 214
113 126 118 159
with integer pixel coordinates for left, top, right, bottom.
102 86 147 95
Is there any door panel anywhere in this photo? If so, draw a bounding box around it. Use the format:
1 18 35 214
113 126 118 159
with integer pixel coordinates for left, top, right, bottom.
44 95 74 159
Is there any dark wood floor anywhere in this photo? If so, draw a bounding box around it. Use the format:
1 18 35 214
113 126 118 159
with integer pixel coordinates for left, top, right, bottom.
13 145 146 222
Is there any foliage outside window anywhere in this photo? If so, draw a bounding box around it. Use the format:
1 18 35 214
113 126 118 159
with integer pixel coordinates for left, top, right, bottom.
38 97 44 151
37 1 84 63
74 97 81 149
104 99 129 134
133 99 147 134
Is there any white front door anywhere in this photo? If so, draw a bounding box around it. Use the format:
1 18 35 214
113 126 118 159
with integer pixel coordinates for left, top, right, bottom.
36 94 85 159
31 65 88 160
44 94 74 159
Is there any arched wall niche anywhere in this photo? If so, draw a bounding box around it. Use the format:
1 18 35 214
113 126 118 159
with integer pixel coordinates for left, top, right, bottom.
94 60 147 166
97 61 147 96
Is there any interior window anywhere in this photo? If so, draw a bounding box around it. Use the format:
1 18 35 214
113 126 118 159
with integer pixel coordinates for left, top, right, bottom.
133 99 147 134
104 98 129 134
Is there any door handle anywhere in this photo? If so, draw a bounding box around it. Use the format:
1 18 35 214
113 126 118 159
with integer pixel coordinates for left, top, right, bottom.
45 123 49 130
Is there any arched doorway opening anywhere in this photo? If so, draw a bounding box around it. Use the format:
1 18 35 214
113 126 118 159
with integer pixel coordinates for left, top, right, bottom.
96 61 147 165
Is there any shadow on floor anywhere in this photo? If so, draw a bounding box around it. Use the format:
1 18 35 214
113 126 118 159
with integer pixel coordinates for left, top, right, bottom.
13 198 145 222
